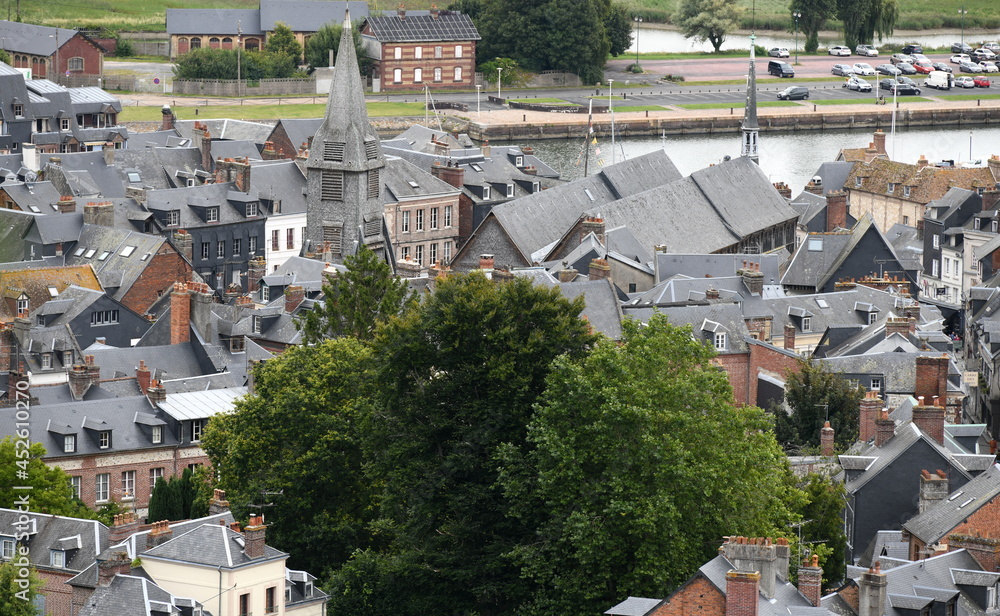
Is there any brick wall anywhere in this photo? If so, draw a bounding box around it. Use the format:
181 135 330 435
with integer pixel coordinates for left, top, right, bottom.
747 343 801 407
713 353 750 405
37 569 74 616
725 571 760 616
914 355 949 400
653 574 726 616
376 40 478 91
58 34 105 77
946 496 1000 570
121 244 191 315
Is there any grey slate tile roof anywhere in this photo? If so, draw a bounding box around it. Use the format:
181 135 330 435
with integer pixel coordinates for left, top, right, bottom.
812 161 856 194
64 224 167 302
782 216 884 289
623 303 751 354
0 508 107 573
383 156 461 202
845 423 974 493
697 553 821 616
902 463 1000 544
364 10 481 42
77 573 206 616
142 523 285 568
605 597 663 616
260 0 369 31
819 352 958 396
654 252 784 284
858 530 909 567
211 139 263 161
86 344 210 382
165 8 263 35
121 511 236 558
0 21 78 56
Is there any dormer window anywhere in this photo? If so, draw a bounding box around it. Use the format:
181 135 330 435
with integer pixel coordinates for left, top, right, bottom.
482 186 490 199
13 104 23 117
191 419 205 442
246 202 258 217
50 550 65 568
99 431 111 449
152 425 162 444
855 177 863 188
166 210 180 226
532 181 540 193
41 354 52 370
16 295 28 315
64 434 76 453
515 155 523 167
868 312 878 325
60 118 70 130
714 333 727 351
506 184 514 198
261 285 269 302
802 317 811 331
993 220 998 233
206 207 219 223
887 183 895 194
975 218 981 230
63 351 72 365
252 315 262 334
933 234 940 249
2 537 14 559
903 186 911 198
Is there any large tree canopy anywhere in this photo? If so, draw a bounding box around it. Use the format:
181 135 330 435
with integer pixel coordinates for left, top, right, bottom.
837 0 898 48
790 0 837 53
476 0 632 84
0 439 95 519
773 359 862 453
303 21 373 75
499 316 800 614
675 0 743 52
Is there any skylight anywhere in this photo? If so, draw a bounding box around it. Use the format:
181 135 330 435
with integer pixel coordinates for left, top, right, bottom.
407 180 420 188
808 238 823 251
816 298 830 309
74 247 85 257
584 188 595 201
127 171 141 183
470 163 483 172
120 245 136 257
29 205 40 213
97 251 111 261
948 491 964 501
141 253 151 261
84 249 96 258
47 286 58 298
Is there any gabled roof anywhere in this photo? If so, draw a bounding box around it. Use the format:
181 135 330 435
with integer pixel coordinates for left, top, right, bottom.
260 0 369 31
623 303 751 354
902 463 1000 544
363 10 481 42
165 8 263 35
654 252 784 284
844 423 974 493
847 158 997 205
64 225 168 302
119 511 236 558
76 573 206 616
605 597 663 616
696 553 819 616
819 351 959 396
142 523 286 568
0 21 78 56
0 508 107 572
0 263 102 321
383 156 461 202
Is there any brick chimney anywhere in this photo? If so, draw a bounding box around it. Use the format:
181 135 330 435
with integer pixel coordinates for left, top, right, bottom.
797 554 823 607
83 201 115 227
872 130 887 156
820 421 835 456
146 379 167 408
209 489 230 516
136 360 151 394
160 104 175 131
68 364 91 401
902 304 920 322
915 355 949 401
430 161 466 189
215 157 252 193
917 155 929 169
558 266 578 283
103 141 115 166
430 3 439 18
57 195 76 214
885 317 911 338
170 282 191 344
773 182 792 199
742 262 764 296
146 520 173 548
109 512 139 545
479 254 495 271
982 189 1000 212
396 258 422 278
247 256 267 293
244 515 267 559
190 282 214 340
913 396 946 444
192 122 213 171
804 179 823 195
580 216 606 246
97 551 131 586
918 469 949 514
783 323 795 351
859 563 887 616
285 285 305 313
720 536 777 599
589 258 611 281
875 409 894 447
172 229 193 262
826 190 848 232
726 571 761 616
859 391 883 443
84 354 100 386
397 3 406 18
706 287 720 300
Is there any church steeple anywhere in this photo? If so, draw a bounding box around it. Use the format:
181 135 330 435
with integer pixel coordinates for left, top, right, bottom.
305 10 390 262
741 34 760 164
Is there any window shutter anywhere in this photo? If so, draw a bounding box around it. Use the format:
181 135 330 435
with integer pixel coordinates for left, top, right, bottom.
323 141 346 162
368 169 380 198
364 139 379 160
323 225 343 254
321 170 344 200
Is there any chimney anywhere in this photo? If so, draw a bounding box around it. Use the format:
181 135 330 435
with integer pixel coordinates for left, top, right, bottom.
244 515 267 559
170 282 191 344
57 195 76 214
431 161 466 189
580 217 606 246
68 364 91 401
720 536 777 599
918 469 949 514
872 130 887 156
804 179 823 195
902 304 920 323
136 360 151 394
912 396 946 444
172 229 193 262
917 155 929 169
396 258 422 278
479 254 495 271
284 285 305 313
235 295 254 308
589 258 611 281
21 143 38 172
397 3 406 19
103 141 115 166
84 354 100 386
859 391 883 443
160 104 175 131
430 3 439 18
146 520 173 548
146 379 167 407
875 409 894 447
558 266 578 283
742 262 764 296
247 257 267 292
706 287 720 300
773 182 792 199
914 355 949 400
774 537 790 582
726 571 761 616
820 421 835 456
826 190 848 232
209 489 230 516
190 282 215 340
97 551 131 586
482 142 491 158
193 122 213 171
885 317 911 338
83 201 115 227
108 511 139 545
798 554 823 607
859 563 887 616
783 323 795 351
982 189 1000 212
261 141 278 160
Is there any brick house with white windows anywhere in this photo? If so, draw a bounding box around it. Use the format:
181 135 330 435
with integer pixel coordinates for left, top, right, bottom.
0 21 105 80
361 7 481 92
383 157 462 266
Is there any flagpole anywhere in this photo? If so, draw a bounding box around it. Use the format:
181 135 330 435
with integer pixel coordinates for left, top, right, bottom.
584 98 593 178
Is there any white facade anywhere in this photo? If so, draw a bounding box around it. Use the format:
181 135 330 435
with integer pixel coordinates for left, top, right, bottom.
265 211 308 272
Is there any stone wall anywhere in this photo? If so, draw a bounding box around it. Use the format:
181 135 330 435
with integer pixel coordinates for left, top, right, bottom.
173 78 315 96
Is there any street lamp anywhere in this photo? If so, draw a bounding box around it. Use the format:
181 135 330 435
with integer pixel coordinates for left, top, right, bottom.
958 8 968 49
792 12 802 65
634 16 642 69
497 66 502 100
608 78 615 165
476 84 482 115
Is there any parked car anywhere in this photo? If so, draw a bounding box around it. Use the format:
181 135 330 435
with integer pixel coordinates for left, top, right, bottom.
890 53 915 64
974 75 991 87
951 53 972 64
984 42 1000 52
960 61 983 73
901 43 923 54
768 47 790 58
973 48 996 62
829 45 851 56
924 71 953 89
856 44 878 57
979 61 999 73
852 62 876 75
895 76 918 87
913 60 934 74
831 63 855 76
892 82 922 95
910 53 930 63
876 64 901 76
931 62 953 73
955 75 975 88
952 42 973 54
896 62 917 75
777 85 809 100
844 75 873 91
768 60 795 77
879 78 897 90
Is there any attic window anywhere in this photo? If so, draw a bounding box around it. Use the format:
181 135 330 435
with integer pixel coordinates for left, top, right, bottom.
802 317 811 331
807 238 823 251
887 183 895 194
74 247 85 257
127 171 141 183
97 251 111 261
206 207 219 223
47 286 59 297
584 188 595 201
407 180 420 189
482 186 490 200
903 186 911 198
470 163 483 172
13 104 23 117
855 177 863 188
84 249 97 259
50 550 65 568
506 184 514 198
713 332 727 351
120 245 136 257
252 315 261 334
515 155 523 166
141 253 151 261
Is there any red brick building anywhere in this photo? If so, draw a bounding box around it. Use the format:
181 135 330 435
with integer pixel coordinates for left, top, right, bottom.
361 7 481 92
1 22 105 80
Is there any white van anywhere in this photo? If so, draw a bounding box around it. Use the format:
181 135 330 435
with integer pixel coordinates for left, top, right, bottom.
924 71 953 90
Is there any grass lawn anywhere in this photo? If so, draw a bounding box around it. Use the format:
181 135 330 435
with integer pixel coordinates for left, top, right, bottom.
614 105 670 111
936 93 1000 100
508 98 571 104
676 101 800 109
120 101 426 122
811 98 884 105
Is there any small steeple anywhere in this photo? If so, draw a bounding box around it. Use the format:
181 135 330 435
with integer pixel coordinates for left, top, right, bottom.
741 33 760 164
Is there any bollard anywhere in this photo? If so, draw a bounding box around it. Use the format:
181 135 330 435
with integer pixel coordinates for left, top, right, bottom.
813 104 816 111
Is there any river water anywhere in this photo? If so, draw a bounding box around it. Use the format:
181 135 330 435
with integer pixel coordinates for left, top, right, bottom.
628 24 997 54
498 125 1000 193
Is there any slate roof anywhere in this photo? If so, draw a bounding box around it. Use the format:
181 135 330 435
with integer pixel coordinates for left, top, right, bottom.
174 118 275 144
2 180 63 212
654 253 784 284
782 214 902 290
886 224 923 273
260 0 369 31
165 8 263 35
383 156 461 202
902 463 1000 544
847 158 999 205
812 161 857 194
86 344 211 382
0 21 78 56
513 274 624 339
0 208 35 262
697 553 820 616
0 508 107 572
364 10 481 42
623 303 751 354
819 352 959 396
41 148 207 198
120 511 236 558
142 523 285 568
857 530 909 568
76 573 206 616
762 285 913 335
64 225 168 302
605 597 663 616
269 118 322 154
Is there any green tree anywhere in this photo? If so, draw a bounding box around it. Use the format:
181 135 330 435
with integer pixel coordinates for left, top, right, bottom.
0 439 94 518
0 559 41 616
0 50 12 65
773 359 862 453
296 245 415 344
837 0 898 48
796 472 848 585
448 0 482 19
173 48 299 80
364 272 597 615
498 316 799 614
303 21 374 75
479 57 526 88
147 476 183 522
265 22 302 61
202 338 377 574
675 0 743 52
790 0 836 53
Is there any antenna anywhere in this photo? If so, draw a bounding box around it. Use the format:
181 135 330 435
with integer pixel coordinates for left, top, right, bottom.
247 488 283 517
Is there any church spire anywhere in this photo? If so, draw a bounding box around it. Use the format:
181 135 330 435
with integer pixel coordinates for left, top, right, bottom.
741 34 760 164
